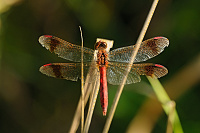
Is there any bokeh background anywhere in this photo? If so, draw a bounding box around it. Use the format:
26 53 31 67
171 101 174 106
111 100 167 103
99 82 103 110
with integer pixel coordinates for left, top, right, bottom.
1 0 200 133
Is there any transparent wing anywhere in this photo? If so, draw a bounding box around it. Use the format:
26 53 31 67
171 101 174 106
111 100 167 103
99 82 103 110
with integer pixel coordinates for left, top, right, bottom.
107 62 168 85
108 37 169 63
39 63 98 82
39 35 95 62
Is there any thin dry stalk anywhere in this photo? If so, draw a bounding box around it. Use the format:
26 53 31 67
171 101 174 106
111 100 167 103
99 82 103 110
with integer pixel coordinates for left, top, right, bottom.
83 77 100 133
69 71 98 133
79 26 84 133
103 0 159 132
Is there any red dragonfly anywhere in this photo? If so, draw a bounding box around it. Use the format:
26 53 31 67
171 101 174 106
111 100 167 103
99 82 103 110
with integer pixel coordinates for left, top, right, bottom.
39 35 169 116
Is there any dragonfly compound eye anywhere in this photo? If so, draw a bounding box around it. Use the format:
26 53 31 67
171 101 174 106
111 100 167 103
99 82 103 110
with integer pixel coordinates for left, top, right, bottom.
95 41 107 50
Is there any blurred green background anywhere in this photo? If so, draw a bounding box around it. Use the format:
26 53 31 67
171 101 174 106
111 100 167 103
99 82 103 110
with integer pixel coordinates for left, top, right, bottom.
0 0 200 133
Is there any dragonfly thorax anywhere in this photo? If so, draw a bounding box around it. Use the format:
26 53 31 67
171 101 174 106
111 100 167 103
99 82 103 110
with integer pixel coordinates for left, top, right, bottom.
96 49 108 67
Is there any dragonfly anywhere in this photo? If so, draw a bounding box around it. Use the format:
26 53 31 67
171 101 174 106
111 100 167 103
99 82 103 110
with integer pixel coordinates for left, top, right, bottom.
39 35 169 116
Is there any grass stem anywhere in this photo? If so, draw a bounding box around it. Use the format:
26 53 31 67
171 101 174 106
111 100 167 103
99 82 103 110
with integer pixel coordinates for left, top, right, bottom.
147 77 183 133
79 26 84 133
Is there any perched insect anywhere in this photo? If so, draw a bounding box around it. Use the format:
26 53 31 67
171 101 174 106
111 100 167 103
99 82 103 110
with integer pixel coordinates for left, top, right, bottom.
39 35 169 115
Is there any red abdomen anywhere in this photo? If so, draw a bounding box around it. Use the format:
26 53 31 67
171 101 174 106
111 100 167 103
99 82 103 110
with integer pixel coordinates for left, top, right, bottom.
99 66 108 116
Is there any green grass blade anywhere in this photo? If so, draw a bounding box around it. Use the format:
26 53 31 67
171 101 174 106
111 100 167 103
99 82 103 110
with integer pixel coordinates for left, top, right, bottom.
146 76 183 133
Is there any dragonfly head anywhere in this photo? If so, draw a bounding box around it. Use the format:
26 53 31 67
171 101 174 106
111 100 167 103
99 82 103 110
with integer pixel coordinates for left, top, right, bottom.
95 41 107 50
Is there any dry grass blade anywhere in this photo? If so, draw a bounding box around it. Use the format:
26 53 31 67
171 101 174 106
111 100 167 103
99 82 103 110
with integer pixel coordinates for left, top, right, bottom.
79 26 84 133
103 0 159 132
83 77 100 133
69 63 98 133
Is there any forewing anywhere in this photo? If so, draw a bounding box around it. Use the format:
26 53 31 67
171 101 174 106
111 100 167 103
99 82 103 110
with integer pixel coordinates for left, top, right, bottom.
107 62 168 85
108 37 169 63
39 35 95 62
39 63 98 82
